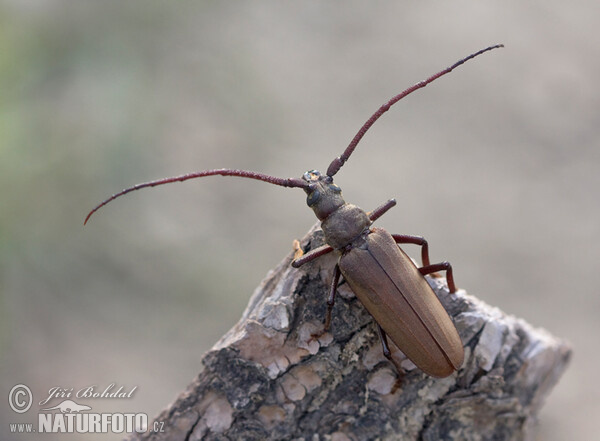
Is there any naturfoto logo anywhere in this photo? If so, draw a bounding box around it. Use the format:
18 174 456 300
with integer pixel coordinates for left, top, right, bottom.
7 383 160 435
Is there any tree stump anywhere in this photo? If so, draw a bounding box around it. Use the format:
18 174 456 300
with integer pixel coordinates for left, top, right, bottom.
131 225 571 441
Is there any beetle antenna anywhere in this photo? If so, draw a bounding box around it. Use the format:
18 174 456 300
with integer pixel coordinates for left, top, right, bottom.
326 44 504 177
84 169 308 224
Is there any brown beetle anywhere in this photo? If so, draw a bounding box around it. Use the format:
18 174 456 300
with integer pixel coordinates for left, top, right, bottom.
86 45 503 378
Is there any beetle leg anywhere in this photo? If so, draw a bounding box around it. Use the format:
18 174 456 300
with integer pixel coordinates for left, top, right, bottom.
368 198 397 222
376 324 405 390
323 264 341 332
311 264 341 339
391 234 431 267
394 236 453 287
291 243 334 268
419 261 457 293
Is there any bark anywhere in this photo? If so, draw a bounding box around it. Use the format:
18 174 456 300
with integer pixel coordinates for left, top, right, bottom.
131 225 571 441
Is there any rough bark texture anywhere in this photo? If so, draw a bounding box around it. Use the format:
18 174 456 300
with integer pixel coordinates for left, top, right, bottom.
131 225 571 441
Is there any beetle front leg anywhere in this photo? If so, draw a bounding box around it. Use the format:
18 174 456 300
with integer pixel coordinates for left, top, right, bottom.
419 261 457 293
311 264 341 339
291 242 334 268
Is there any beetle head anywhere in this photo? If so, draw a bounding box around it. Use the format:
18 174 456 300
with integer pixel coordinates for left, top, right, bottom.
302 170 345 220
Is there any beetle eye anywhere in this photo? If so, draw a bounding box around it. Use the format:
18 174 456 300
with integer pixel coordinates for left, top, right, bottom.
328 184 341 193
306 189 321 207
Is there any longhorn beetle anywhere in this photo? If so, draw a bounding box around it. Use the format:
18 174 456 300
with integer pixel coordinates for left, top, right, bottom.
86 44 503 379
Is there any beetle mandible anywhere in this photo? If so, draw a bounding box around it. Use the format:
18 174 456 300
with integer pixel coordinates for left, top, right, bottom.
86 44 503 379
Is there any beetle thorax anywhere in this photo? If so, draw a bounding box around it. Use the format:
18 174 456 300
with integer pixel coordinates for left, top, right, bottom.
321 204 371 250
302 170 371 250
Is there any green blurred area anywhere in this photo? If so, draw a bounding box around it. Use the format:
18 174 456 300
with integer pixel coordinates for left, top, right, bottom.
1 2 599 440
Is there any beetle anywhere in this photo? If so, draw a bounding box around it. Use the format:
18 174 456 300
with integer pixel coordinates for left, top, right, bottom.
85 44 503 378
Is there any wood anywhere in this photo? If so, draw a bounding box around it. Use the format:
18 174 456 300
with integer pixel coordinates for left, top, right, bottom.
130 225 571 441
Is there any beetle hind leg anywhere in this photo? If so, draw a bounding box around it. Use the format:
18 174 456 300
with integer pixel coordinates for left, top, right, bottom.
376 324 405 392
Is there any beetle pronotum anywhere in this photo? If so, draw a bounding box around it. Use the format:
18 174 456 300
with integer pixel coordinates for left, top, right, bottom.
86 44 503 379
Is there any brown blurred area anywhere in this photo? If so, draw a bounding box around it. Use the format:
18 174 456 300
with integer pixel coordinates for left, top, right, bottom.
1 1 598 440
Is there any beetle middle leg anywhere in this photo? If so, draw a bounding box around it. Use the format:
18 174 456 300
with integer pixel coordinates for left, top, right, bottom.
391 234 431 267
419 261 457 293
392 234 457 293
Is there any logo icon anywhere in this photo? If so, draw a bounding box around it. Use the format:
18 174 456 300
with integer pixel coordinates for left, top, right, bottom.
40 399 91 414
8 384 32 413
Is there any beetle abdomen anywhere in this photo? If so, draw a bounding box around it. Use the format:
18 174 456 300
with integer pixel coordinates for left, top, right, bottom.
338 227 464 378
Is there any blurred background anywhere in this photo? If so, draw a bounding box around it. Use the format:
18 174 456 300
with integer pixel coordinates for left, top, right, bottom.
1 1 598 439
